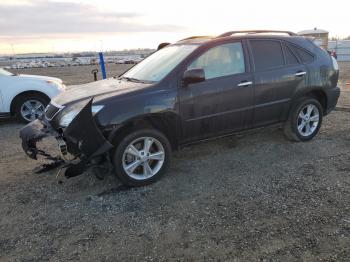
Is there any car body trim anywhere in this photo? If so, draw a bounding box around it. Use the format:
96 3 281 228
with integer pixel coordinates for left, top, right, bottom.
45 101 65 121
237 81 253 87
186 98 290 122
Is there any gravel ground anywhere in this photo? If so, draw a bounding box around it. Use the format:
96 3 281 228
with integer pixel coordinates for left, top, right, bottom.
337 62 350 108
1 112 350 261
0 63 349 261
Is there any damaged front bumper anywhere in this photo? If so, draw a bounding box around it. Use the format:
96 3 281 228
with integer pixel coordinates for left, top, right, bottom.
19 99 113 178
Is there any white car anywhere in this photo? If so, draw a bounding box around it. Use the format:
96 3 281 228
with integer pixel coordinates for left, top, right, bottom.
0 68 65 123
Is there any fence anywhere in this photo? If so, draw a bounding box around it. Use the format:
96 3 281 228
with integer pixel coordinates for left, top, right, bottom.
312 39 350 61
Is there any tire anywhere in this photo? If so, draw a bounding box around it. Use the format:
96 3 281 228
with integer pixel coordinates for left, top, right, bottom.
15 93 49 123
284 97 323 142
112 129 171 187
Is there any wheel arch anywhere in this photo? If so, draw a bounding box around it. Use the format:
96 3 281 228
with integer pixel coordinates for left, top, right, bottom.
291 88 327 114
108 112 180 151
10 90 50 116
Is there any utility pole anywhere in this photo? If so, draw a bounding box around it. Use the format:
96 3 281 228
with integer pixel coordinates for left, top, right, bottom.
99 40 106 79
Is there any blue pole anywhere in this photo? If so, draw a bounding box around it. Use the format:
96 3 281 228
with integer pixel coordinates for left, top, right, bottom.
99 52 107 79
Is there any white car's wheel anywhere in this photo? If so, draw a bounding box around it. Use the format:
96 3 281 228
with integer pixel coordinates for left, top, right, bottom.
15 94 49 123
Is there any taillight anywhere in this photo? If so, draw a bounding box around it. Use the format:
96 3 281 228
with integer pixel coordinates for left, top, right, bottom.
331 56 339 71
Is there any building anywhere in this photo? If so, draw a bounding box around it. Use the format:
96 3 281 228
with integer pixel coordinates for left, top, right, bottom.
298 28 329 50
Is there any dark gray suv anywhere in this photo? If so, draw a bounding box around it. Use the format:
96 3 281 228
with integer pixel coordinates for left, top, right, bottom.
20 30 340 187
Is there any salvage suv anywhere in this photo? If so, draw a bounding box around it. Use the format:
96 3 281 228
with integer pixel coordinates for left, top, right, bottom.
20 30 340 187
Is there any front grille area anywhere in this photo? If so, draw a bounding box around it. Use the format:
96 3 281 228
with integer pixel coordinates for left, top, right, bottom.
45 103 61 120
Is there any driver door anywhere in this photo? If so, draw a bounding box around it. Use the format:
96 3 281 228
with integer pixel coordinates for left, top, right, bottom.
179 41 254 143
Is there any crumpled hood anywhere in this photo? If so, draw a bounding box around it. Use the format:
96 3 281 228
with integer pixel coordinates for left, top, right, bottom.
52 78 152 106
19 74 63 83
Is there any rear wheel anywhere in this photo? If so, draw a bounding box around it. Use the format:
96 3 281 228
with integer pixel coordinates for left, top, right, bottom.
112 129 171 187
284 97 323 142
15 94 49 123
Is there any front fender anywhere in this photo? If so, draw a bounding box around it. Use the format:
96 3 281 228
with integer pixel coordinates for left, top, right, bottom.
105 110 180 151
4 80 61 112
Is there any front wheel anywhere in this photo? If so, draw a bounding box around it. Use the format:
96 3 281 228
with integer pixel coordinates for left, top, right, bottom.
112 129 171 187
284 97 323 142
15 94 49 123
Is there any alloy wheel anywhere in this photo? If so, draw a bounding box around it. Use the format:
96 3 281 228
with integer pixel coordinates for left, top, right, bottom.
20 99 45 122
122 137 165 180
297 104 320 137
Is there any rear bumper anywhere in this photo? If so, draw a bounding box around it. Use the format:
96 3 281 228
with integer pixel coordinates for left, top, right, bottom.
19 99 113 177
325 86 340 114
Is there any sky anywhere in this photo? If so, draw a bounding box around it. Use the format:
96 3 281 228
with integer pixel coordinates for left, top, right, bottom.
0 0 348 55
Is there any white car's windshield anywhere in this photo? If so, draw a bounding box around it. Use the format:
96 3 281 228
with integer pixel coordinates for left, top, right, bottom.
0 68 14 76
122 44 198 82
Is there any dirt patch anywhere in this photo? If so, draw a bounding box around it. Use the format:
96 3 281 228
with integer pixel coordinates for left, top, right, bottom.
9 64 133 86
337 62 350 108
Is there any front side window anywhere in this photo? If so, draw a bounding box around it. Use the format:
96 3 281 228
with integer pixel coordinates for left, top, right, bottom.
188 42 245 79
123 44 198 82
250 40 284 71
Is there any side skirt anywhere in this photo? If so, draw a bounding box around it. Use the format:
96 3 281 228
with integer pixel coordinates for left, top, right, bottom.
178 122 284 150
0 113 11 119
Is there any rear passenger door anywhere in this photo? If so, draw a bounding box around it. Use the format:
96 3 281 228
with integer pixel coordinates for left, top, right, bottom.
248 39 308 127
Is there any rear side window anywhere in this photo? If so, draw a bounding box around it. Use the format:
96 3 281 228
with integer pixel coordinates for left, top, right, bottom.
289 44 314 63
284 45 299 65
188 42 245 79
250 40 284 71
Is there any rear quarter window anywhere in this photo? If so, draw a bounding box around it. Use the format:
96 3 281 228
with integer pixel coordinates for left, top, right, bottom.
288 44 314 63
249 40 284 71
284 45 299 65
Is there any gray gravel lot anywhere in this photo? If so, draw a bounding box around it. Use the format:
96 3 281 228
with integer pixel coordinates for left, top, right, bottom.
1 63 350 261
1 111 349 261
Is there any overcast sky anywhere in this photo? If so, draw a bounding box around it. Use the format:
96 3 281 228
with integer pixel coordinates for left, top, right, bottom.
0 0 348 54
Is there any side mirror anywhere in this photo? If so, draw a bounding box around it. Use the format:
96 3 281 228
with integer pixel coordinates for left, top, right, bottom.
183 68 205 86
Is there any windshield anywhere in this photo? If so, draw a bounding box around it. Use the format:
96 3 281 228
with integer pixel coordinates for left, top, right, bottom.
122 44 198 82
0 68 14 76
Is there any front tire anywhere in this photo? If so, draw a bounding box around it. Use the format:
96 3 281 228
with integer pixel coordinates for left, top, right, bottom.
112 129 171 187
284 97 323 142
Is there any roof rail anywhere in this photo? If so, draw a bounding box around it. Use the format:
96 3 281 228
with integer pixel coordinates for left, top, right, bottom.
178 36 212 41
218 30 297 37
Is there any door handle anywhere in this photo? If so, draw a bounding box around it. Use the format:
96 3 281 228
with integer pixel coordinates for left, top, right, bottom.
294 71 306 77
237 81 253 87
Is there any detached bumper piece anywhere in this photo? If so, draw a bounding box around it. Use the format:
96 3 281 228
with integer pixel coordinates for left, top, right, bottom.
20 119 57 160
20 119 64 174
20 99 113 178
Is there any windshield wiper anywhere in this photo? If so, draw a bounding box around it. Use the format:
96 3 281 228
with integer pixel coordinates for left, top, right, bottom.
118 76 153 84
118 76 141 82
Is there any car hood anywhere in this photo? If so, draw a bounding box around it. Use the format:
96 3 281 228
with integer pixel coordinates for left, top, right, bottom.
19 74 63 83
52 78 153 106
